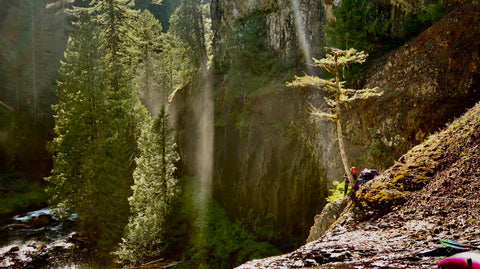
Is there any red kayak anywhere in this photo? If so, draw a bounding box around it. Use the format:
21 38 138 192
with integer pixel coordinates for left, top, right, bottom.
438 251 480 269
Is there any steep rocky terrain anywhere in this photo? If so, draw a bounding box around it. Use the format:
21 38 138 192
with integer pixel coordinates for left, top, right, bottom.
234 2 480 267
237 85 480 269
176 0 332 247
171 0 480 251
325 1 480 178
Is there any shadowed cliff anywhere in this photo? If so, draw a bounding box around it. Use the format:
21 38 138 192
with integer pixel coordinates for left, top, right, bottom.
235 2 480 267
237 85 480 268
171 0 480 252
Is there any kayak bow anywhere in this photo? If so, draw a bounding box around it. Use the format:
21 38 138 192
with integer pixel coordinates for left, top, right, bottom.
438 251 480 269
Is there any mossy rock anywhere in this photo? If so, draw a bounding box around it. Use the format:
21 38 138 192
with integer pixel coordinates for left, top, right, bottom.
358 178 407 212
392 165 435 191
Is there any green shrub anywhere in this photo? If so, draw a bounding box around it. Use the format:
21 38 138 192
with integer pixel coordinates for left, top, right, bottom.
324 0 392 86
326 0 450 86
169 177 281 269
327 180 346 202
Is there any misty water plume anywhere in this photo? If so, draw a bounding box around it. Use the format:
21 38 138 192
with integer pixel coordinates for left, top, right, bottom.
186 69 214 261
290 0 314 75
195 77 214 213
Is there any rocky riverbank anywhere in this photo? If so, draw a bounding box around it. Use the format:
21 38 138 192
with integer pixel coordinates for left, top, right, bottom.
237 100 480 268
0 208 96 268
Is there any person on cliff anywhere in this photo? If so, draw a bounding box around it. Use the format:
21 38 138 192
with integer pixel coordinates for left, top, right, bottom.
353 168 379 191
344 166 357 196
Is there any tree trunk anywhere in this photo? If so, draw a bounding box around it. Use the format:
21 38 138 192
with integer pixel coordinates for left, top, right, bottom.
334 55 353 184
336 113 353 184
161 107 167 208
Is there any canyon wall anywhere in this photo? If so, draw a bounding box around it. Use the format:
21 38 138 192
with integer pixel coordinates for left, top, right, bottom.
173 0 480 248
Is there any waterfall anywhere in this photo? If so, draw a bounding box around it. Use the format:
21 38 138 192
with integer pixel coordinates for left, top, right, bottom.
290 0 314 75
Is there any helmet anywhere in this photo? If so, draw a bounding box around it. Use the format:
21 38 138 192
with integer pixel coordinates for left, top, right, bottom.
351 166 357 173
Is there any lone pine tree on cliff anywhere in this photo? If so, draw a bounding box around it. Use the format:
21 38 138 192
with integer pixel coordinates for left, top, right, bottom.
287 47 382 185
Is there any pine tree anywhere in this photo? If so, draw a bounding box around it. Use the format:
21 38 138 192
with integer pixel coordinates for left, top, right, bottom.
126 9 163 64
89 0 139 93
169 0 208 75
287 48 382 184
129 9 194 113
128 9 164 113
158 31 195 101
48 11 111 244
47 9 148 257
116 105 180 265
327 0 390 53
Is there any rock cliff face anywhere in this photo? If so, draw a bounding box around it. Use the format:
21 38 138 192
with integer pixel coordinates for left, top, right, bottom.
234 2 480 267
171 74 329 248
211 0 327 65
172 0 332 247
208 0 474 186
213 84 329 247
236 43 480 269
334 1 480 177
174 0 480 251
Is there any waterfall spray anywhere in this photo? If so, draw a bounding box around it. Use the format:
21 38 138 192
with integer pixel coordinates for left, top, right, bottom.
196 78 214 210
193 70 214 264
290 0 314 74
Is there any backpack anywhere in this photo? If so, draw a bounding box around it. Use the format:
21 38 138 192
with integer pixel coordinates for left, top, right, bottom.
359 168 378 183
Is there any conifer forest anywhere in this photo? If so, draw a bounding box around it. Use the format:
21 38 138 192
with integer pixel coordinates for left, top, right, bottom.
1 0 480 268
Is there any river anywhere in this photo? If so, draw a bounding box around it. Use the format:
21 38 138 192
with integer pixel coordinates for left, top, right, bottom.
0 207 97 268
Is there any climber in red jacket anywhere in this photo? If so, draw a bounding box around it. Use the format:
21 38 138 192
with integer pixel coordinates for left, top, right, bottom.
344 166 357 196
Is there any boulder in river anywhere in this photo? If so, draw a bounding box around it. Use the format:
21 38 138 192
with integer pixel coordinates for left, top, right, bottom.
28 214 54 229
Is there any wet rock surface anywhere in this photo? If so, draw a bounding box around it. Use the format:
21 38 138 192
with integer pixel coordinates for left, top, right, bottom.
307 197 349 243
237 207 468 268
0 208 94 268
